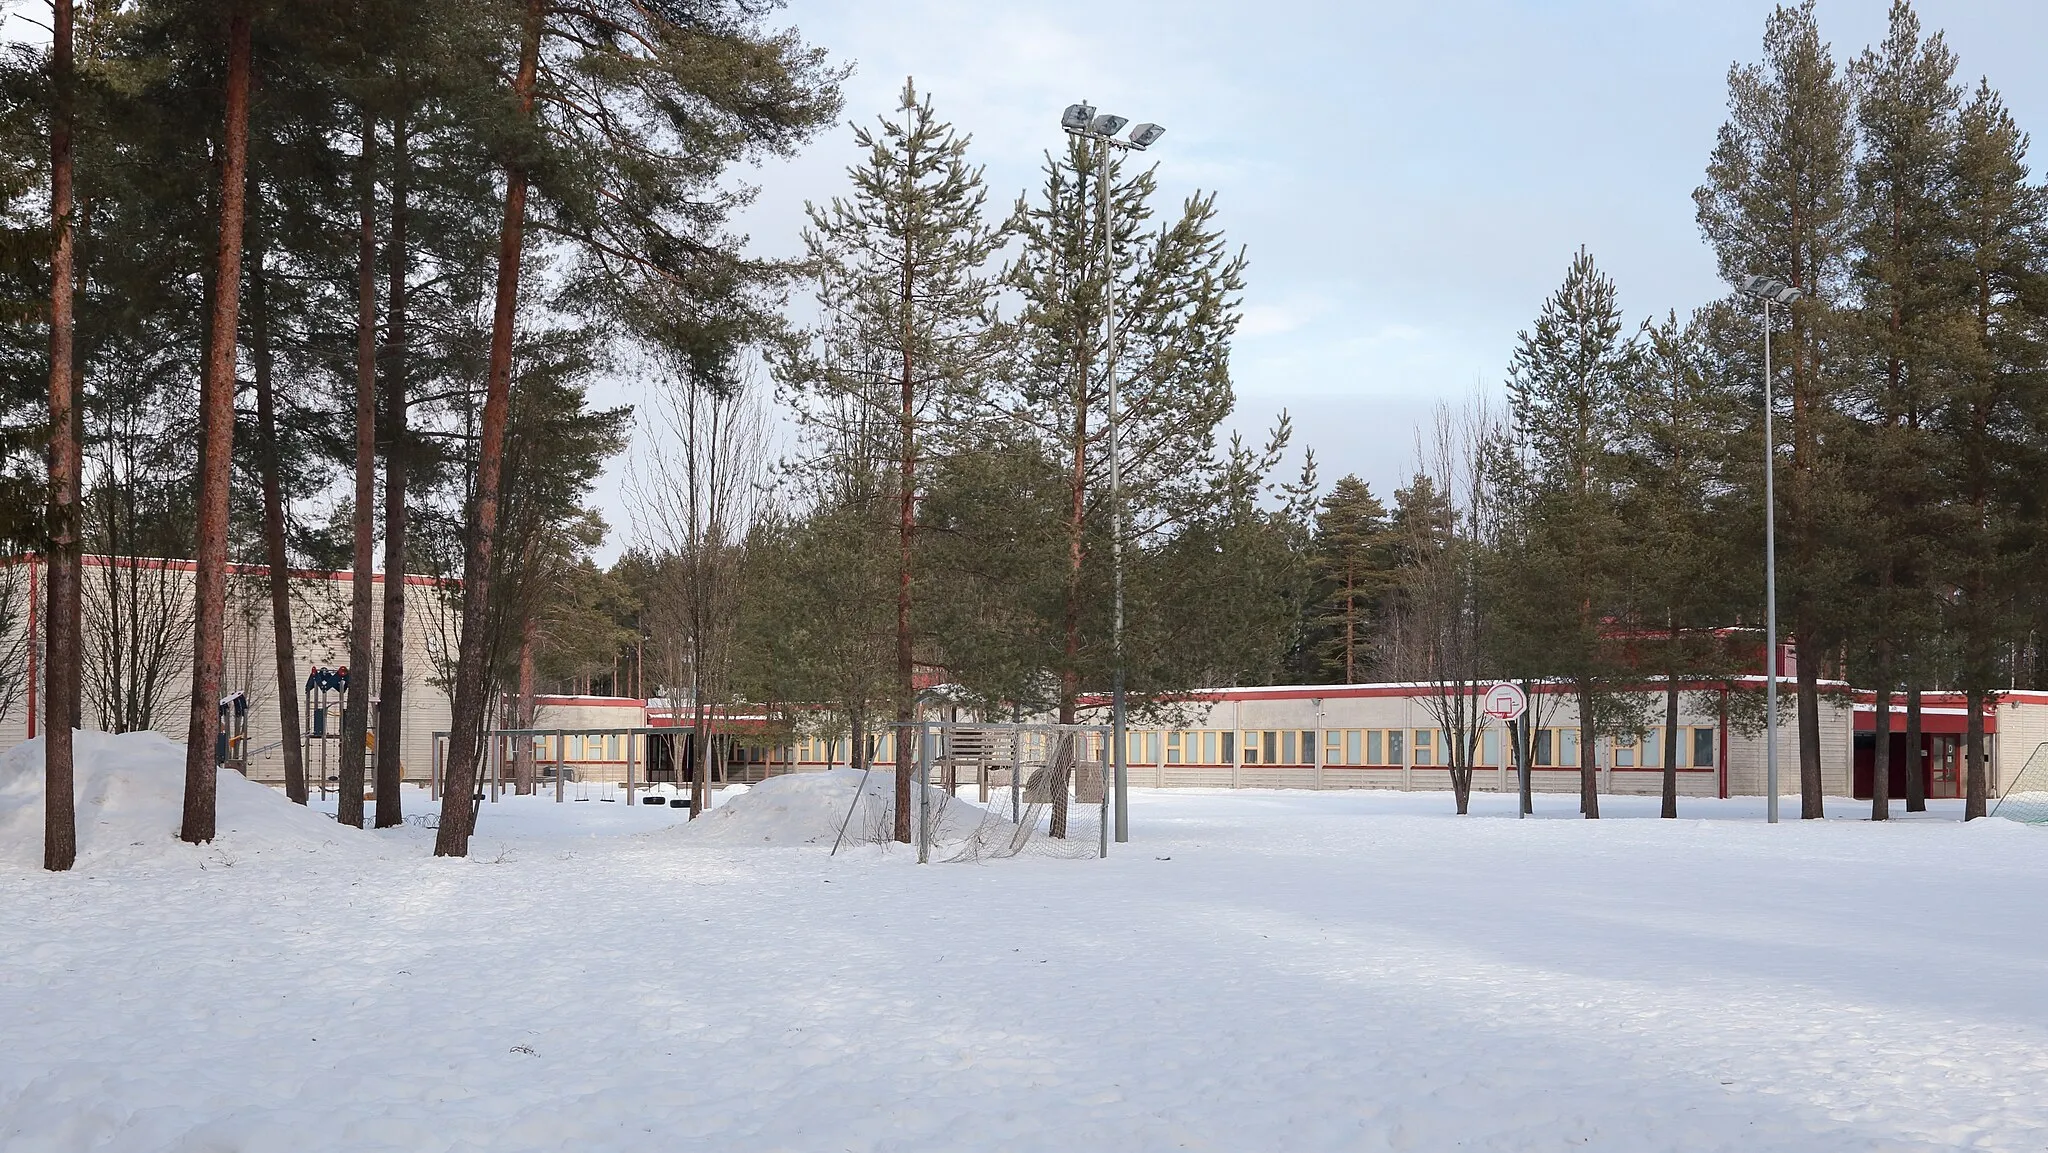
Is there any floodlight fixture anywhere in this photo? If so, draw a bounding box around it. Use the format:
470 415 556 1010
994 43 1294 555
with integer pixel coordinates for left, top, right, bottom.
1127 122 1166 148
1088 112 1129 137
1739 275 1803 306
1061 103 1096 131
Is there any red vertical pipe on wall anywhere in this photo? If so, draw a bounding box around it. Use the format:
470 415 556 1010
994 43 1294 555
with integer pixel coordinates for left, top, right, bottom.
1718 685 1729 800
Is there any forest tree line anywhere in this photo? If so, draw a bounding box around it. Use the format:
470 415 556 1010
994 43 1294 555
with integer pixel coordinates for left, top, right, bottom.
7 0 2048 873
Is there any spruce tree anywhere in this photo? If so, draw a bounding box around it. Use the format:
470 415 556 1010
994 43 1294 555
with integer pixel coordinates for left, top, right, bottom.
1311 476 1392 684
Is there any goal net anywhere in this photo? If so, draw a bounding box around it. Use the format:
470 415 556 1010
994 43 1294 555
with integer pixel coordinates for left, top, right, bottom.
1990 742 2048 824
829 722 1111 861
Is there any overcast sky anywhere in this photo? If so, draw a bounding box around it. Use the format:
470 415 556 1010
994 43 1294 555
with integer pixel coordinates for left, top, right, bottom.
596 1 2048 555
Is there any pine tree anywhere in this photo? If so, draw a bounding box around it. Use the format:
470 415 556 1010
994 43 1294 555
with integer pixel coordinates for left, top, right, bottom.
777 80 1003 843
1695 0 1859 820
1847 1 1959 821
1004 134 1245 726
180 0 254 846
434 0 839 856
1940 79 2045 820
43 0 81 871
1497 249 1640 819
1620 310 1747 818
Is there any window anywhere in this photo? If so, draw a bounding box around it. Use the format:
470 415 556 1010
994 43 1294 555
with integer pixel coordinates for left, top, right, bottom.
1264 730 1279 764
1559 728 1580 766
1220 731 1235 762
1613 736 1636 768
607 733 621 760
1146 731 1160 764
1692 726 1717 768
1241 732 1258 765
1166 732 1184 764
1281 730 1297 765
1367 729 1384 765
1324 729 1367 767
1413 729 1434 766
1533 728 1553 767
1481 729 1500 767
1387 729 1404 764
1641 729 1662 769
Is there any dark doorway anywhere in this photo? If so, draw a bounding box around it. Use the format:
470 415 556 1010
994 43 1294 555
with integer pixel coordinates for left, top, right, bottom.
646 732 677 783
1853 733 1962 800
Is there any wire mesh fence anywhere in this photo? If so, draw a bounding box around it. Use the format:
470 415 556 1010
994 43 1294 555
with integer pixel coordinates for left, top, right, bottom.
1990 742 2048 824
428 721 1121 861
829 722 1112 861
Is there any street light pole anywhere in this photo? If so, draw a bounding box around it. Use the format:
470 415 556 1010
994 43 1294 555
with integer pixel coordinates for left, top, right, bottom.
1763 296 1778 825
1097 132 1129 846
1739 275 1801 824
1062 104 1162 846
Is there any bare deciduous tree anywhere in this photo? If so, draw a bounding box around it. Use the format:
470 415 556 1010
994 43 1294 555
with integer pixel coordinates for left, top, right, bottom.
1382 400 1499 815
629 371 770 814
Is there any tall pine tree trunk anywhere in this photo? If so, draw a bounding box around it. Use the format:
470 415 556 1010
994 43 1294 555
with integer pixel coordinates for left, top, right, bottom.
249 212 307 805
1871 673 1892 821
1661 663 1680 819
1795 637 1824 818
1904 683 1925 811
337 114 376 830
43 0 79 871
373 110 411 829
1577 679 1599 819
1964 685 1987 820
339 110 376 819
180 2 253 845
436 0 541 857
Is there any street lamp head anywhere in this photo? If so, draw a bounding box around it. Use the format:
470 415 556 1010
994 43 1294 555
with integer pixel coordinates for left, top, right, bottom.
1127 122 1165 148
1061 103 1095 131
1087 112 1129 137
1739 275 1803 305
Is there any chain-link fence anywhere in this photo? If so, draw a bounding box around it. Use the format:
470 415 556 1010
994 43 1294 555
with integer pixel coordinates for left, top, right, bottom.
829 722 1112 861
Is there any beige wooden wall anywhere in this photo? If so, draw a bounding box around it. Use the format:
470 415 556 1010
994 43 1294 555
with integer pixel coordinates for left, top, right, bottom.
0 558 457 788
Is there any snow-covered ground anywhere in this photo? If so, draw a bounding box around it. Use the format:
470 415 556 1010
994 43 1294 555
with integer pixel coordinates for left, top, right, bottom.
5 732 2048 1151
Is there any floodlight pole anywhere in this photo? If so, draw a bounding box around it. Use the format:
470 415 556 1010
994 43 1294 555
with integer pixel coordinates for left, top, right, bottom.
1738 275 1797 824
1098 133 1130 846
1064 103 1158 846
1762 296 1779 825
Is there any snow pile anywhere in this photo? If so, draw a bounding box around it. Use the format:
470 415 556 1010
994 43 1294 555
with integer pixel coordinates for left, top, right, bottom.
0 730 366 870
675 767 1007 848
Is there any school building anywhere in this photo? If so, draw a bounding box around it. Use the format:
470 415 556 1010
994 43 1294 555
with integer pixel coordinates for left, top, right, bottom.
6 553 2045 801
